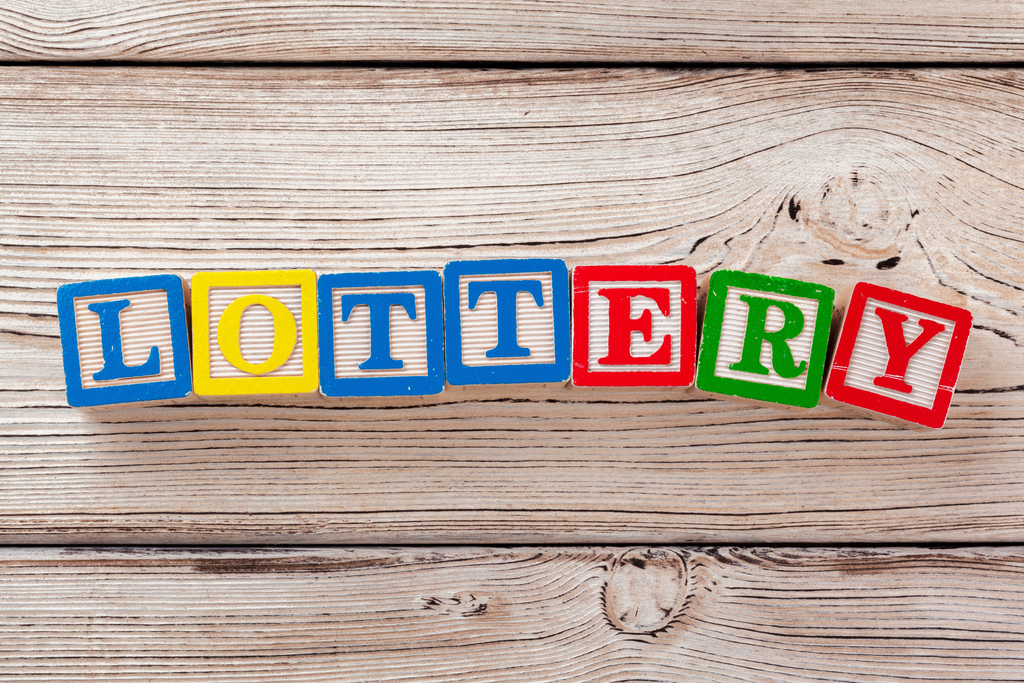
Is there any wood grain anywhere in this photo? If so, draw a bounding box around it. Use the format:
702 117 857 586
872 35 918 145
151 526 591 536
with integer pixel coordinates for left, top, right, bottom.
0 546 1021 681
3 1 1024 63
2 67 1023 544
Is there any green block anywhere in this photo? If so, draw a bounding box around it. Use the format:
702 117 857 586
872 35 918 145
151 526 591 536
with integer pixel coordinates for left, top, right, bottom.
696 271 835 408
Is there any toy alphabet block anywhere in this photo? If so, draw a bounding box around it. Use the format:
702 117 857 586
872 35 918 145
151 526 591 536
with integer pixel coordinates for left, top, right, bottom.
191 270 317 396
572 265 697 387
824 282 972 429
57 274 192 408
444 258 570 385
695 271 834 408
318 270 444 397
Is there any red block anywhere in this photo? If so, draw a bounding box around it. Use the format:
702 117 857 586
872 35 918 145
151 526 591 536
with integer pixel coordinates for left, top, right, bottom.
825 282 972 429
572 265 697 387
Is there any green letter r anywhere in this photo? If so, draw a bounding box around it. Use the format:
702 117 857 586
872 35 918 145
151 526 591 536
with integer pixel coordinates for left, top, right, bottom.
729 294 807 379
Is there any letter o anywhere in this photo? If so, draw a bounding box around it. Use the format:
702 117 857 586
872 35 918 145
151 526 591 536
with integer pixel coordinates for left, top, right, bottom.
216 294 297 375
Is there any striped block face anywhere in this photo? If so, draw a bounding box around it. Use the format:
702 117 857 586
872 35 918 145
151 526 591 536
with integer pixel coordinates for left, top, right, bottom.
444 259 570 385
696 271 835 408
571 265 698 387
317 271 444 396
191 270 318 396
57 275 192 407
825 283 972 428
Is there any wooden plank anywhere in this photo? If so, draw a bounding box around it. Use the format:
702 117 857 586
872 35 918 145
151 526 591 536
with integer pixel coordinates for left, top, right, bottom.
2 67 1023 544
0 546 1021 680
3 1 1024 63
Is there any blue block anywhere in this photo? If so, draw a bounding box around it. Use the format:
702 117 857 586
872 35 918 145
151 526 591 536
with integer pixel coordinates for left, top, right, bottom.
444 258 570 385
318 270 444 396
57 275 193 407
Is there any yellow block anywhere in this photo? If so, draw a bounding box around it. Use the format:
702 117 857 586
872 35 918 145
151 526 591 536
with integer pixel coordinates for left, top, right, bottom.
192 270 318 395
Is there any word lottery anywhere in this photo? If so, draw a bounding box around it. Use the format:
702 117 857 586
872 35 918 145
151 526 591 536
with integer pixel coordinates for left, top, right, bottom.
57 260 973 428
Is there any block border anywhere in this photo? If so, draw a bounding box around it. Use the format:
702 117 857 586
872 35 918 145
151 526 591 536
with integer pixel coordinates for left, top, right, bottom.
317 270 444 397
695 270 835 408
824 282 972 429
571 264 697 387
57 274 193 407
444 258 570 385
192 270 318 395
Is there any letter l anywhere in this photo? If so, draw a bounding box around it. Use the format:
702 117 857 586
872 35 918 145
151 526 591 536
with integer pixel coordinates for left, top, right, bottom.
88 299 160 381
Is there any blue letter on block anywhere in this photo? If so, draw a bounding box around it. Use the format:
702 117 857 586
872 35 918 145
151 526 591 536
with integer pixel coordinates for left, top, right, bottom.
57 275 192 408
88 299 161 381
340 292 417 370
318 270 444 397
444 258 570 385
468 280 543 359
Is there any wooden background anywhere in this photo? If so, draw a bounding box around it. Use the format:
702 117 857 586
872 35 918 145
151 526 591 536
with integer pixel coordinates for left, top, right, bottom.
1 2 1023 680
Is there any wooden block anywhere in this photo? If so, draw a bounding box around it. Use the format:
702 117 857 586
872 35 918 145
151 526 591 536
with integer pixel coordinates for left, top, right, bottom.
824 282 972 429
56 274 193 408
191 270 318 396
444 258 570 385
317 270 444 397
695 271 835 408
571 265 697 387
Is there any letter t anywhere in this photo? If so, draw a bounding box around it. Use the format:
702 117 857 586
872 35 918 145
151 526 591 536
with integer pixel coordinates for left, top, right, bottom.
468 279 544 358
341 292 417 370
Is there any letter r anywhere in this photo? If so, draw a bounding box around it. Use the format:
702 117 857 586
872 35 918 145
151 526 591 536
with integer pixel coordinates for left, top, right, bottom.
729 295 807 379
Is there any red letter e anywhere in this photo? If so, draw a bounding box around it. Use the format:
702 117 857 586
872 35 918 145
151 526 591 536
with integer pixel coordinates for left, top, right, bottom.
598 288 671 366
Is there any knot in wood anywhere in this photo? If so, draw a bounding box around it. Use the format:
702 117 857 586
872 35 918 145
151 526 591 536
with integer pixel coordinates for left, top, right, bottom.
422 592 488 617
605 548 686 633
804 169 907 258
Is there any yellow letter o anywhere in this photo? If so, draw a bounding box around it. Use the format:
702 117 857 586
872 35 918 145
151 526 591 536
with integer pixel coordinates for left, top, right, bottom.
216 294 298 375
